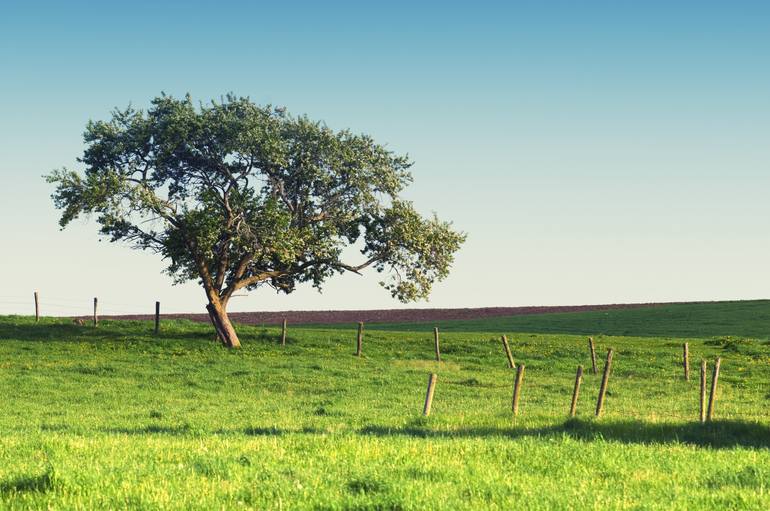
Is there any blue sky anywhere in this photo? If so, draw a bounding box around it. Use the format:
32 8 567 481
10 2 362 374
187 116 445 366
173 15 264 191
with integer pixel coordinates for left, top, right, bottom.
1 1 769 316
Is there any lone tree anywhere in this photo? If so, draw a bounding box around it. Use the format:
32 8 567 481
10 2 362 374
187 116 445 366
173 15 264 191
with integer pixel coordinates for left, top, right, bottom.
47 94 465 348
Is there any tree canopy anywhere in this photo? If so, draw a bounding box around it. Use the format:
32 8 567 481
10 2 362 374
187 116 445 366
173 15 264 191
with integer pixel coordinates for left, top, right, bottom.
47 94 466 347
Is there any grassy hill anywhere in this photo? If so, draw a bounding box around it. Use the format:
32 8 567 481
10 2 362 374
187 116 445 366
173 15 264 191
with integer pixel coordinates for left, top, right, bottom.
309 300 770 338
1 313 770 508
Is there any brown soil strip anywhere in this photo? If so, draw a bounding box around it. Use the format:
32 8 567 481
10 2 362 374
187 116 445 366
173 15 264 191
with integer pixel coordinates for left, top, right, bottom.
91 301 685 326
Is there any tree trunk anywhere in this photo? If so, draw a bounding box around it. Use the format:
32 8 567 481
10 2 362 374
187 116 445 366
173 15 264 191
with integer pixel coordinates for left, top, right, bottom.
206 299 241 348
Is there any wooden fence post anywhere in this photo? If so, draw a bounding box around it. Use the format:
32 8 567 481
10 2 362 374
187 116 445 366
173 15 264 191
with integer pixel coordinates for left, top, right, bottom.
34 291 40 323
154 301 160 335
589 337 597 374
706 357 721 422
93 297 98 327
699 360 707 423
356 321 363 357
423 373 438 416
683 343 690 381
595 348 614 417
281 319 287 347
512 364 525 415
501 335 514 368
570 365 583 417
434 327 441 362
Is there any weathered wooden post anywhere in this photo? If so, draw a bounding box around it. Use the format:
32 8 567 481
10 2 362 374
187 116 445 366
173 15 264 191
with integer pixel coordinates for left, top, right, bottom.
154 301 160 335
589 337 597 374
434 327 441 362
281 319 287 347
34 291 40 323
501 335 514 368
93 297 98 327
423 373 438 416
356 321 363 357
512 364 525 415
595 349 614 417
706 357 721 422
570 365 584 417
683 343 690 381
699 360 707 423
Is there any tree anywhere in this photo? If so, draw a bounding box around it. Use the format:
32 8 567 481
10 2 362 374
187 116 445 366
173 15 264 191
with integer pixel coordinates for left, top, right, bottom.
47 94 466 348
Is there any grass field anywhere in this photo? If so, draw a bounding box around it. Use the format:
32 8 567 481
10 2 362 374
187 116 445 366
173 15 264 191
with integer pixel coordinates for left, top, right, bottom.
1 302 770 509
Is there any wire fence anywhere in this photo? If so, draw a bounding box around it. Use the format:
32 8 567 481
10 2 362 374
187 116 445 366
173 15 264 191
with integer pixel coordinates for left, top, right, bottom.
0 293 156 316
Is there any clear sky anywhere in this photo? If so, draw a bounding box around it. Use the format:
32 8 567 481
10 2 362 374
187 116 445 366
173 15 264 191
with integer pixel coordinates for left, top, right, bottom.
1 1 769 316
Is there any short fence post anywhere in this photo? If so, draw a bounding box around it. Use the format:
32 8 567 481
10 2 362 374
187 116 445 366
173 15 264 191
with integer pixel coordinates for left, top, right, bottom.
683 343 690 381
699 360 707 423
281 319 287 347
423 373 438 416
356 322 363 357
706 357 721 422
595 348 614 417
501 335 514 368
93 297 98 327
570 365 583 417
434 327 441 362
512 364 525 415
154 301 160 335
589 337 597 374
34 291 40 323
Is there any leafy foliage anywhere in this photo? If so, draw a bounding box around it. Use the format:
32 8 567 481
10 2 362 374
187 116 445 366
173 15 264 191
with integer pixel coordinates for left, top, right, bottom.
47 94 465 305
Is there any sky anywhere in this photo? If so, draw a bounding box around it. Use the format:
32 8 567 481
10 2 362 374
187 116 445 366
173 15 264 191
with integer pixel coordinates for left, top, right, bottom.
1 1 769 316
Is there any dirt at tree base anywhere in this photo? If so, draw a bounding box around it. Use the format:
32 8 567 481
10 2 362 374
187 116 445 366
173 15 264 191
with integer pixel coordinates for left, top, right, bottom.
94 301 690 326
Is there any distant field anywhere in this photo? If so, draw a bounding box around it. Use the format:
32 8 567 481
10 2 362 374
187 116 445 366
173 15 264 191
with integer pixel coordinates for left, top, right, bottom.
347 300 770 338
98 300 770 339
98 301 663 327
1 308 770 509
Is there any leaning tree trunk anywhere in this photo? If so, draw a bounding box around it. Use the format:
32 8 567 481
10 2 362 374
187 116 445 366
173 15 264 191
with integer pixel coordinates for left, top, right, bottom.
206 299 241 348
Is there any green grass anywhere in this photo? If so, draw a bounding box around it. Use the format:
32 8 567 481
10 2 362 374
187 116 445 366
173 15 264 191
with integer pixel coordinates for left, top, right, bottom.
1 309 770 509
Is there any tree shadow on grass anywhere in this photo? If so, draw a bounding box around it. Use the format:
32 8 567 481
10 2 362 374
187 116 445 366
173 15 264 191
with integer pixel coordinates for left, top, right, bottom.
78 419 770 449
359 418 770 449
238 426 324 436
102 424 196 436
242 426 285 436
0 470 54 495
0 320 123 343
0 318 219 344
0 318 287 347
100 424 326 437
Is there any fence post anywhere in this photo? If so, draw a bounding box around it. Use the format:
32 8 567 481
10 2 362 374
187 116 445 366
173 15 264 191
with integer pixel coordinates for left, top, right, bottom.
595 348 614 417
93 297 98 327
356 322 363 357
34 291 40 323
434 327 441 362
423 373 438 416
154 301 160 335
683 343 690 381
501 335 515 368
512 364 525 415
706 357 721 422
570 365 583 417
699 360 707 423
281 319 287 347
589 337 597 374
